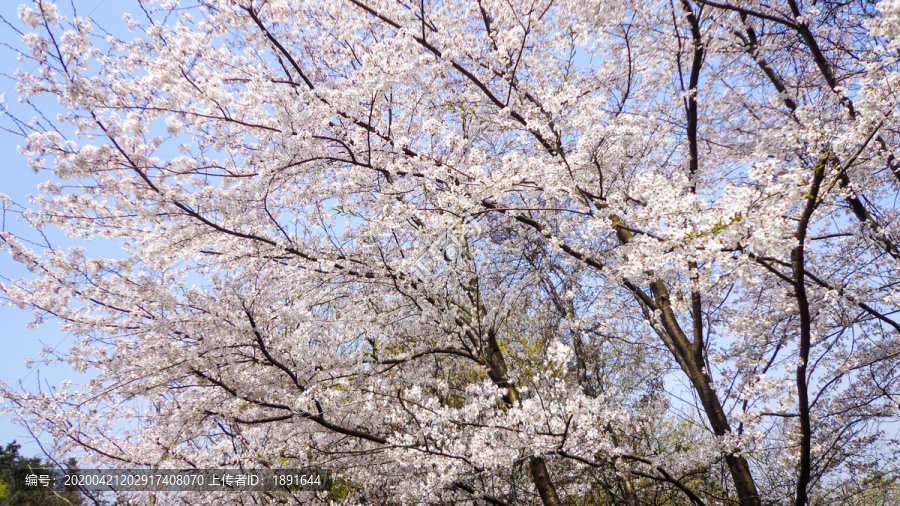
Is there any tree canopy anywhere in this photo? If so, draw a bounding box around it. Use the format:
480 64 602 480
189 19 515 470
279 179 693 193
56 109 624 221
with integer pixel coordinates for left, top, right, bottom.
2 0 900 504
0 441 84 505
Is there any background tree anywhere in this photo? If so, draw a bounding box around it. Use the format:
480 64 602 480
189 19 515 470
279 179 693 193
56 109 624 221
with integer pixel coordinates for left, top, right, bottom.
0 441 84 505
1 0 899 504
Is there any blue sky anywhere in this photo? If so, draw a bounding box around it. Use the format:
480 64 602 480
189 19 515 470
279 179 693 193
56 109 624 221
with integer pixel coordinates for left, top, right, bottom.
0 0 131 457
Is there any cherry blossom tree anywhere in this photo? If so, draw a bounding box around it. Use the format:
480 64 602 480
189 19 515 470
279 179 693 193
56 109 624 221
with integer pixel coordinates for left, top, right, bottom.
2 0 900 504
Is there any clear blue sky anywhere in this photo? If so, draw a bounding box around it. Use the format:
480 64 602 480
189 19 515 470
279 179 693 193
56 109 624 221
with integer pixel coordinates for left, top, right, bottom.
0 0 132 457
